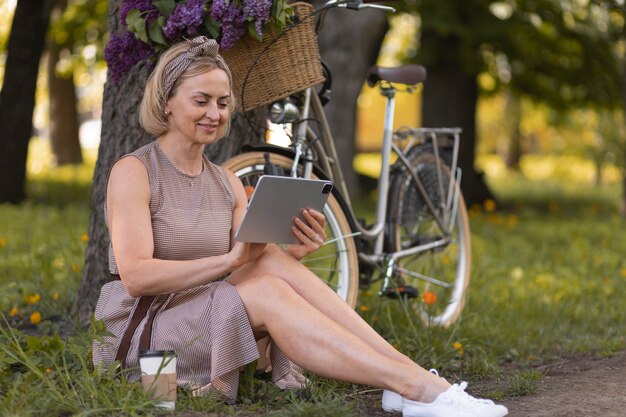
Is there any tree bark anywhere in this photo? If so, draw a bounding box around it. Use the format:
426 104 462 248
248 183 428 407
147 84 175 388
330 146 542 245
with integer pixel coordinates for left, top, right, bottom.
504 91 522 171
73 0 266 324
48 41 83 165
0 0 54 203
313 1 388 195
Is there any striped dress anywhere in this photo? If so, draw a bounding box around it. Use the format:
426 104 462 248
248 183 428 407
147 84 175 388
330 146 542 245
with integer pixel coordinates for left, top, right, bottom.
92 141 305 401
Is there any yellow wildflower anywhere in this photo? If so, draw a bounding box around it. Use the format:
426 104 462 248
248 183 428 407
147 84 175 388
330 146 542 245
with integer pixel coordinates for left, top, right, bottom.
52 292 60 300
620 268 626 278
453 341 464 356
25 294 41 304
71 264 80 272
8 306 19 317
0 238 7 249
81 233 89 242
359 305 370 312
30 311 42 325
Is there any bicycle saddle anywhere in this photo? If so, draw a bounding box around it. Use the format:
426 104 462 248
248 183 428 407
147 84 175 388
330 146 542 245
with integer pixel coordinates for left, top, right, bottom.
366 64 427 87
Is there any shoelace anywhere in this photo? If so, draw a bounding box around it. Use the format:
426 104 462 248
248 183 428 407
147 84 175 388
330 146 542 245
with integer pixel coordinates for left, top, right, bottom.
439 382 496 409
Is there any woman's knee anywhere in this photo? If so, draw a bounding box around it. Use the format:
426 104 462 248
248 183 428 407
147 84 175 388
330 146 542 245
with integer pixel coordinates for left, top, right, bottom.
235 274 295 304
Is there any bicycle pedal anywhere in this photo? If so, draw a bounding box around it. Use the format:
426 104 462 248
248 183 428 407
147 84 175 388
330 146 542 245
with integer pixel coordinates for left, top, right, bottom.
383 285 419 299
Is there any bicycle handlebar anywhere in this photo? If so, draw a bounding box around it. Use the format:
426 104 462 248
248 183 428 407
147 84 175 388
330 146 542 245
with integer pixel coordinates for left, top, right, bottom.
323 0 396 13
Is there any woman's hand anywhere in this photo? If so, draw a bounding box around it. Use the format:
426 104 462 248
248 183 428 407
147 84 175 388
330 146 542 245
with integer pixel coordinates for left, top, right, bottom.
230 241 268 269
285 209 327 260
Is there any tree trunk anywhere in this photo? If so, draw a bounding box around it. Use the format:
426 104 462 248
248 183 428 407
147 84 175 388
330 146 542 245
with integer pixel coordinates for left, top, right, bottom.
504 91 522 171
622 26 626 217
48 40 83 165
313 0 389 196
0 0 54 203
421 66 493 206
73 0 265 324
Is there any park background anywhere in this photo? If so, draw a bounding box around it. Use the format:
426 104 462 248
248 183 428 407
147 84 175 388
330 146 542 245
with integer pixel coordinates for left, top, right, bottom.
0 0 625 415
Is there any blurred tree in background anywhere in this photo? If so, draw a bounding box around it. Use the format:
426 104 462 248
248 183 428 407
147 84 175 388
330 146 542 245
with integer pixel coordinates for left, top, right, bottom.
398 0 623 204
0 0 54 203
47 0 108 165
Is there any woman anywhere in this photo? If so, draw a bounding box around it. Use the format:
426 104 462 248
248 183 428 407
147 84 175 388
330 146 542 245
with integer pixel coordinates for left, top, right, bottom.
92 36 508 417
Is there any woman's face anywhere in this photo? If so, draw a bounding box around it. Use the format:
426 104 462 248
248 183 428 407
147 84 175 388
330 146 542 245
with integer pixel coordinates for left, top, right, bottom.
164 68 231 145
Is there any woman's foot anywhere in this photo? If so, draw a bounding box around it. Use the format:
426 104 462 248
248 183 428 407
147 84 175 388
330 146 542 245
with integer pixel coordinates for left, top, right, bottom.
402 381 508 417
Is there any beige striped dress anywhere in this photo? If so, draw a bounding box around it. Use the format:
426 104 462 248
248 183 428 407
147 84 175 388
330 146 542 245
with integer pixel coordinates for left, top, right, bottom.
92 141 305 401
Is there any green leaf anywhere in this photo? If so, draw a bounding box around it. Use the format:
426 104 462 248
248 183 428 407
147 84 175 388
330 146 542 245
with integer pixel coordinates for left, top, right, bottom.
124 8 142 33
203 16 221 39
133 17 149 43
154 0 176 17
247 23 262 41
149 19 168 46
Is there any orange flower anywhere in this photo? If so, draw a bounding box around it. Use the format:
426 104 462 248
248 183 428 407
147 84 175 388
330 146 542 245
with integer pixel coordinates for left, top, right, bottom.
359 305 370 312
243 185 255 200
25 294 41 304
8 306 19 317
81 233 89 242
422 291 437 305
483 199 496 213
0 238 7 249
30 311 42 325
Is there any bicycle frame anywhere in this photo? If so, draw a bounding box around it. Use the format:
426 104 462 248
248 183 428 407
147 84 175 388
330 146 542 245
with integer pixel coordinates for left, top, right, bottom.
285 85 463 268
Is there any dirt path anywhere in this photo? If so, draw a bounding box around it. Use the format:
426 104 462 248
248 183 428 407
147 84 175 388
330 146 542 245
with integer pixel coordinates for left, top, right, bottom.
500 352 626 417
353 352 626 417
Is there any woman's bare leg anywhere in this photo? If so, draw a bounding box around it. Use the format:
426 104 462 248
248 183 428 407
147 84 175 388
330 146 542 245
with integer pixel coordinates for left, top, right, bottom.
228 245 415 367
234 274 449 402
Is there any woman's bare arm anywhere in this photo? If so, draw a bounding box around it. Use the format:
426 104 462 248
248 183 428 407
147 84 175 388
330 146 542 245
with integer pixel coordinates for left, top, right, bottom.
107 157 261 297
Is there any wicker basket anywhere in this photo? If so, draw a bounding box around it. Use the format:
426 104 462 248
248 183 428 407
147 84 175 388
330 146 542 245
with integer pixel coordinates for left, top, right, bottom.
222 2 325 112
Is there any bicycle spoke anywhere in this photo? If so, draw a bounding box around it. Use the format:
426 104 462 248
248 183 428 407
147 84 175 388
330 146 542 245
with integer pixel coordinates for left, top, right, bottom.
395 266 453 288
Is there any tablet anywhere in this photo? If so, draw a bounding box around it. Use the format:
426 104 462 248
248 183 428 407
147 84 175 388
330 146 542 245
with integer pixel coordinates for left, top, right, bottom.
235 175 334 244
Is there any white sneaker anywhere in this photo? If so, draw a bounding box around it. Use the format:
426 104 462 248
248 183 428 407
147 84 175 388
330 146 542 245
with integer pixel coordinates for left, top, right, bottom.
383 369 445 413
382 389 403 413
402 382 508 417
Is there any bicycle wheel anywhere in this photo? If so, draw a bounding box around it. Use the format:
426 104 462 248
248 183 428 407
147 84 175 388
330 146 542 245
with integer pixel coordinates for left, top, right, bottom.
386 152 471 327
222 151 360 307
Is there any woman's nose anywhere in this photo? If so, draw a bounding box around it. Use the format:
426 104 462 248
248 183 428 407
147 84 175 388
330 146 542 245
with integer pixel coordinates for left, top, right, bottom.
205 104 219 120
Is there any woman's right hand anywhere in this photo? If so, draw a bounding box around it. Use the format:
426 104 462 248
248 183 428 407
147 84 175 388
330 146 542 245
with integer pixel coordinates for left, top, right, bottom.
230 241 268 269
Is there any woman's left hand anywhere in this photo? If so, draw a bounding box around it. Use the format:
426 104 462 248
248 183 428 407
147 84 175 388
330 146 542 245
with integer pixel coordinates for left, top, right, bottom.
285 209 327 260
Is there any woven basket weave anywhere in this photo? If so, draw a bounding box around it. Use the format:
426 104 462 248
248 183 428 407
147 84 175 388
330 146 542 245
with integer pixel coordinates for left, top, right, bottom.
222 2 325 112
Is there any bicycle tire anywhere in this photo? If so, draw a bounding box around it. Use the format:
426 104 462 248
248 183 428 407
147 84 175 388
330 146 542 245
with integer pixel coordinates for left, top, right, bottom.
222 151 360 307
386 152 471 327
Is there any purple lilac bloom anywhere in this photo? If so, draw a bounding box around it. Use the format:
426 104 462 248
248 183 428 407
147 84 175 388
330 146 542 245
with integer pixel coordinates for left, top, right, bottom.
163 0 206 40
243 0 272 37
119 0 156 26
216 2 247 50
105 31 155 84
210 0 227 20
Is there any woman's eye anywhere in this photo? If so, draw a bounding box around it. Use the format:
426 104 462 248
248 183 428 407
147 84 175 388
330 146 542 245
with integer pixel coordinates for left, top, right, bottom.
195 101 207 106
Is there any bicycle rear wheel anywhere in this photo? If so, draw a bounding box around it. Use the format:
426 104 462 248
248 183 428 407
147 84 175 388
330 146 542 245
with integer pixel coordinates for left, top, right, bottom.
386 152 471 327
222 152 360 307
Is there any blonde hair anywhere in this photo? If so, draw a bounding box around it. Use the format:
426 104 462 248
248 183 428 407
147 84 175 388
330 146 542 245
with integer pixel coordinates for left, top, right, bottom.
139 38 236 136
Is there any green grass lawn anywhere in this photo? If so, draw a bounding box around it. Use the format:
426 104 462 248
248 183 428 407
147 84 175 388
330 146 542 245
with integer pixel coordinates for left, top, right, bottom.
1 146 625 415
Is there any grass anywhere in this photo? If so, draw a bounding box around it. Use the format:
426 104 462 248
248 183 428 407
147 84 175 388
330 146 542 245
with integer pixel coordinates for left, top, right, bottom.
1 146 625 415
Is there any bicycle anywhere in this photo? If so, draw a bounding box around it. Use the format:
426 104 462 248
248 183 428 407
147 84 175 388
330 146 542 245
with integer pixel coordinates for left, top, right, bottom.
222 0 471 327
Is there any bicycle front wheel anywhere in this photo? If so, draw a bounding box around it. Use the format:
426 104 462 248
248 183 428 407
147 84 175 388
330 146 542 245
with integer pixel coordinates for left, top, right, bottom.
386 152 471 327
222 151 360 307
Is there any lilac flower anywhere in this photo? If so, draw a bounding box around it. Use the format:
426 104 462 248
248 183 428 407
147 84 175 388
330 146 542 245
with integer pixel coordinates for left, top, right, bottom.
105 31 155 84
119 0 156 26
210 0 227 20
213 1 247 50
243 0 272 37
163 0 206 40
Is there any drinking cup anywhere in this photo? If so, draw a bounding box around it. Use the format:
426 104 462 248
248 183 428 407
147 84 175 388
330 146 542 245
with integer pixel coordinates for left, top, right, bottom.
138 350 177 409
